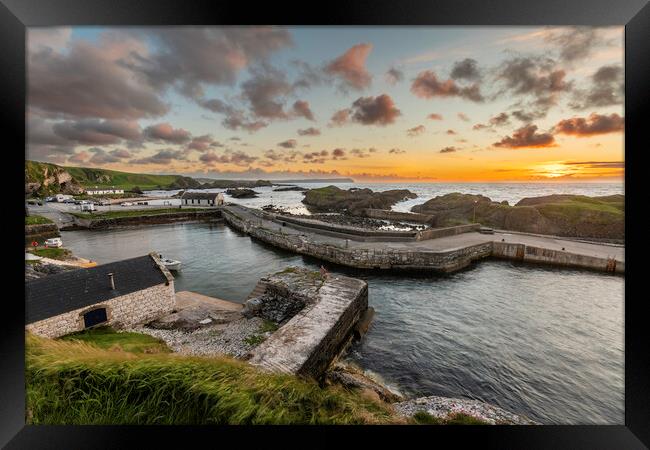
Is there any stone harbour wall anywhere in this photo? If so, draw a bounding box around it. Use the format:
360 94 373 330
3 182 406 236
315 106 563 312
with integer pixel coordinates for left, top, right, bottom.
223 208 492 272
416 223 481 241
73 209 222 229
223 206 623 274
248 269 368 379
26 282 176 339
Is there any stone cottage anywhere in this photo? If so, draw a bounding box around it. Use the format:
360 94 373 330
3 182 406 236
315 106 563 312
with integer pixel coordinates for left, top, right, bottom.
25 253 176 338
181 191 224 207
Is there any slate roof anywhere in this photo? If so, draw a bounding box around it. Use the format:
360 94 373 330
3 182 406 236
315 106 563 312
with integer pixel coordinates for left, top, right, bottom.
25 255 169 324
181 192 220 200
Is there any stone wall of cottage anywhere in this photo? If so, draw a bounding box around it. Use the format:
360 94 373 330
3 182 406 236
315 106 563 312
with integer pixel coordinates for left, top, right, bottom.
26 282 176 339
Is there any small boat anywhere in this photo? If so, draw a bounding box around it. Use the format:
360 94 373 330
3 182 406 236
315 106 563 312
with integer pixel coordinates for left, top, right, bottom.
44 237 63 248
159 255 181 271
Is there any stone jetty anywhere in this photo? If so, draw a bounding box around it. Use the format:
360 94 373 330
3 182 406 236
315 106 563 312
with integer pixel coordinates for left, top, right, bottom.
221 204 624 274
247 267 368 379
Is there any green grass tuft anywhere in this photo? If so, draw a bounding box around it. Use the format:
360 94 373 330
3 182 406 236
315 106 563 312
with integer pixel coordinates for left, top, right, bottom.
28 247 71 260
26 215 53 225
59 326 170 354
26 332 400 425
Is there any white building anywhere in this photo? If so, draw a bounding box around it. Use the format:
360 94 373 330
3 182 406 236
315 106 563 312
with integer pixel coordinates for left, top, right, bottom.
86 189 125 195
181 192 224 207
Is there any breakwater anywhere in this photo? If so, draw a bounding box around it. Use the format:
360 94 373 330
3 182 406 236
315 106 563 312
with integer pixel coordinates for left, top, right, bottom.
25 223 60 244
71 209 222 229
222 205 624 274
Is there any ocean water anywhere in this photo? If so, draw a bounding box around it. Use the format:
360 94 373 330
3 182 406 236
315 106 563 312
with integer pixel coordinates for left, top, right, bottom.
146 182 624 215
62 221 624 425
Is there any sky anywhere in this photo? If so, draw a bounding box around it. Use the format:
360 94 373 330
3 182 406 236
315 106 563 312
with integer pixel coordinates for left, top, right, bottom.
26 26 624 182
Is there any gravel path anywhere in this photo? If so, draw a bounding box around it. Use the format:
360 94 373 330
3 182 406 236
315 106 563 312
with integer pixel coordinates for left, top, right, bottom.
130 317 268 359
393 395 538 425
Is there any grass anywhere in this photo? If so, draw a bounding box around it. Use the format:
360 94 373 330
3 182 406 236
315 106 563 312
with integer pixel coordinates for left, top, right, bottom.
243 334 266 346
70 208 206 220
26 332 400 425
28 247 71 260
259 320 279 333
25 215 53 225
59 326 170 354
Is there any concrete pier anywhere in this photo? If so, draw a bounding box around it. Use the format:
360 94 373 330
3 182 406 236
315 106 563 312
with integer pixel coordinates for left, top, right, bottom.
222 205 624 274
247 268 368 379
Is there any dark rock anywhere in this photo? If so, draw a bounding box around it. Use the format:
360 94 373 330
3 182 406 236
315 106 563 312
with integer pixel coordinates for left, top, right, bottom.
226 188 259 198
273 186 308 192
302 185 417 215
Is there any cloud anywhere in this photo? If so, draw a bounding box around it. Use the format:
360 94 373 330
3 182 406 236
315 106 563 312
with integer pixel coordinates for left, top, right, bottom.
87 147 133 164
278 139 298 149
221 110 268 132
68 151 90 164
450 58 481 81
554 113 624 136
350 148 378 158
198 98 235 114
457 113 470 122
446 129 457 135
28 28 72 53
241 65 294 120
439 146 458 153
511 109 539 123
407 125 426 137
52 119 142 146
329 109 351 127
187 134 221 152
349 94 401 126
131 149 187 164
544 27 605 63
389 148 406 154
493 124 555 148
411 71 483 102
563 161 624 168
473 112 510 130
325 43 373 90
427 113 443 120
143 123 191 144
297 127 321 136
570 64 623 110
332 148 346 159
28 33 169 120
303 150 329 164
495 56 571 116
385 67 404 85
199 149 258 167
123 27 292 99
292 100 315 121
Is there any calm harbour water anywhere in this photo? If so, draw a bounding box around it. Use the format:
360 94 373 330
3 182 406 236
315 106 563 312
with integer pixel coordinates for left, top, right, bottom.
62 220 624 425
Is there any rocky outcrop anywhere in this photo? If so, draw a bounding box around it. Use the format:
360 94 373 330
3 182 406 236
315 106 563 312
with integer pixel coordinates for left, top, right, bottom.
273 186 308 192
25 161 83 196
225 188 259 198
411 193 624 240
302 186 417 215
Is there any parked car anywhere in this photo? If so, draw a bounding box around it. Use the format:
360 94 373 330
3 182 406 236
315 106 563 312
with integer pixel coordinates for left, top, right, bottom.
120 202 134 207
44 237 63 248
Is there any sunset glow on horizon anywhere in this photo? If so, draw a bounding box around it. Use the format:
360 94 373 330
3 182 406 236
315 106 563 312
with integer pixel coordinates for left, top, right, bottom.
27 26 624 182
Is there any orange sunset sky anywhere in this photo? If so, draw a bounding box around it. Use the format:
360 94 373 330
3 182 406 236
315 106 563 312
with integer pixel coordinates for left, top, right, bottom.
26 26 624 182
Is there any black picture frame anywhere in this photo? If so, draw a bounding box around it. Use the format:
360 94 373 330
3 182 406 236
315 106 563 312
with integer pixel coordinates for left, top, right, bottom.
2 0 648 447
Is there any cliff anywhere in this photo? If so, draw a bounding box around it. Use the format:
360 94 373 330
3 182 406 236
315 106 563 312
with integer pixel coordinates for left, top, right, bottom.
411 193 624 240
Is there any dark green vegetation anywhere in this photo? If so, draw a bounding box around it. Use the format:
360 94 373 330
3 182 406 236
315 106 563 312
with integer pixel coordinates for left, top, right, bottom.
60 326 170 354
64 165 189 190
28 247 71 260
26 332 401 425
70 208 205 220
303 185 417 215
411 193 624 240
412 411 488 425
25 215 53 225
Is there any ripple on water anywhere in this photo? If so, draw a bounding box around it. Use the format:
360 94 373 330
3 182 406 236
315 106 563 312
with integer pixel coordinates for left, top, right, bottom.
61 222 623 424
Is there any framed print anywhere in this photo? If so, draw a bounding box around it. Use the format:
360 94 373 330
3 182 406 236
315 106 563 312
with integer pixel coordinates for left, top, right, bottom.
2 0 649 448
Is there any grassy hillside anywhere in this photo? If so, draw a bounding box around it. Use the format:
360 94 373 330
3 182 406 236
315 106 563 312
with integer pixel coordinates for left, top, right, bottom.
64 166 186 190
26 332 400 425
